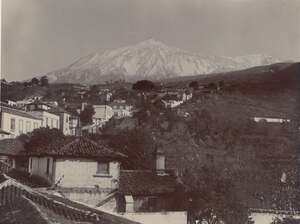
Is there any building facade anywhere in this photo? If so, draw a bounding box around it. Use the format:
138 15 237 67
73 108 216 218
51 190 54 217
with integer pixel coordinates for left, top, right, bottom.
28 110 60 129
109 100 133 119
93 105 114 124
0 104 42 138
28 137 125 189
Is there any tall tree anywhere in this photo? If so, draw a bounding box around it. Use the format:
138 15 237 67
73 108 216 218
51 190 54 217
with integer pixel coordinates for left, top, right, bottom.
189 81 199 90
31 77 39 85
79 105 95 125
132 80 155 92
40 76 49 87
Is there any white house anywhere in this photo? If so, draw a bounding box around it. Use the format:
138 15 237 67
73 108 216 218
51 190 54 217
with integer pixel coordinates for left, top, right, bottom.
48 107 71 135
109 100 133 119
93 105 114 124
27 137 126 206
253 117 291 123
249 209 300 224
28 110 60 129
0 103 42 138
28 137 126 189
161 94 184 108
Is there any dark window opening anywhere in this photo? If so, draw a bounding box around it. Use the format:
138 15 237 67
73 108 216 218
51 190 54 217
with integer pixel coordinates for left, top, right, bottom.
97 162 109 174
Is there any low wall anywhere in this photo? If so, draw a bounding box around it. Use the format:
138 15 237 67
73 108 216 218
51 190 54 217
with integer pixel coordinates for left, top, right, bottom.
249 209 300 224
105 211 187 224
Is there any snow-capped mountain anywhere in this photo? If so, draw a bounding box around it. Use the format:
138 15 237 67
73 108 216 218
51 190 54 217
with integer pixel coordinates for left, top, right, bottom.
44 39 281 84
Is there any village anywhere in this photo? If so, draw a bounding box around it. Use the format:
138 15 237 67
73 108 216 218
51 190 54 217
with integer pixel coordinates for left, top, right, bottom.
2 0 300 223
0 71 299 224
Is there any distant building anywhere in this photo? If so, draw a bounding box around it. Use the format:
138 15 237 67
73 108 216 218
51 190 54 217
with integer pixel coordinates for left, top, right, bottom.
161 94 183 108
253 117 291 123
26 101 51 111
93 105 114 124
0 103 42 138
26 101 60 130
28 110 60 129
109 100 133 119
48 107 71 135
69 115 80 136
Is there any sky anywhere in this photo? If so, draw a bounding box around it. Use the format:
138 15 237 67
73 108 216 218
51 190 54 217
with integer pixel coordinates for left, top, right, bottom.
2 0 300 81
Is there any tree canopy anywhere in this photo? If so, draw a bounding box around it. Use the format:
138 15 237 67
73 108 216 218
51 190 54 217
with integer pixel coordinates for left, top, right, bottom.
132 80 155 92
80 104 95 125
40 76 49 87
189 81 199 90
24 127 65 152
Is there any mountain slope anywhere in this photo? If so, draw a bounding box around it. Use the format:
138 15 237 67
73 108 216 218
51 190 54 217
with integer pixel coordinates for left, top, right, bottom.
44 39 281 84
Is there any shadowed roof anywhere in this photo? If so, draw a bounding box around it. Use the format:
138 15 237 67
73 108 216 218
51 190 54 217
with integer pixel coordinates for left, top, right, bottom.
26 137 126 160
1 105 42 120
119 170 178 196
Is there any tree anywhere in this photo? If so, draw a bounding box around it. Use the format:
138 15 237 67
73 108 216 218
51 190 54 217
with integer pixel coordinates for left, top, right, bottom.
207 82 217 90
80 105 95 125
40 76 49 87
132 80 155 92
105 128 155 169
31 77 39 85
24 127 65 152
189 81 199 90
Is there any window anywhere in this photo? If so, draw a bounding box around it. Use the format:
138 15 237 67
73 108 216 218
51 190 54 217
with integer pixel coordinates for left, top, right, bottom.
10 118 16 131
56 120 59 128
30 158 32 170
33 122 38 129
51 119 54 128
97 162 109 174
19 120 24 133
46 118 49 127
26 121 31 132
46 158 50 175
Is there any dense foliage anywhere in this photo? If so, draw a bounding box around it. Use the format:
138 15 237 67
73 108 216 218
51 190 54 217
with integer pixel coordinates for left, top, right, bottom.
24 127 65 152
132 80 155 92
79 104 95 125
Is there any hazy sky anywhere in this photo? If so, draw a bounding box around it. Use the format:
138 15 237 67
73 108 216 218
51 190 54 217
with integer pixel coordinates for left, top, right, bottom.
2 0 300 81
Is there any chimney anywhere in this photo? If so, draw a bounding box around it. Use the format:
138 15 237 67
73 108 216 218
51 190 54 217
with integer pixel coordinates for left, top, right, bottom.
156 150 167 176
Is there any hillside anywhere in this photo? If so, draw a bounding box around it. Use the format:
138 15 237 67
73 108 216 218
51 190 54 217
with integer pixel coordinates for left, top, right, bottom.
39 39 280 84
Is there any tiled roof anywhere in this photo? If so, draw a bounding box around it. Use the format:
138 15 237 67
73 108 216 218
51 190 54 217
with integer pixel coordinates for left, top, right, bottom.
0 196 49 224
119 170 178 196
26 137 127 159
0 139 25 156
0 105 42 120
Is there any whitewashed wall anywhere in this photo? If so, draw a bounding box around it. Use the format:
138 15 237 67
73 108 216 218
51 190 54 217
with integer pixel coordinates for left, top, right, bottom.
59 112 71 135
99 210 187 224
54 159 120 189
29 111 60 129
250 212 300 224
1 112 42 137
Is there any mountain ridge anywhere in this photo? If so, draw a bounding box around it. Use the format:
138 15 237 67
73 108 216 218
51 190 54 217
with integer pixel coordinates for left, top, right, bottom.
42 39 283 84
